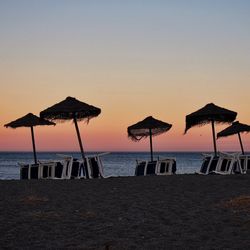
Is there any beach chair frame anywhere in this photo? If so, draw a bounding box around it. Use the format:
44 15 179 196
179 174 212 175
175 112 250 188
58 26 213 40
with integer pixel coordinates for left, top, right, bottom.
198 152 246 175
19 163 40 179
197 154 219 175
82 153 107 179
213 153 236 175
238 154 250 173
135 158 176 176
39 161 57 179
156 158 176 175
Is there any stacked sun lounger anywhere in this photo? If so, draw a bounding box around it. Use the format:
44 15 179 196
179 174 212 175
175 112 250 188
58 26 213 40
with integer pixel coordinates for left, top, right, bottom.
197 152 249 175
19 153 108 180
135 158 177 176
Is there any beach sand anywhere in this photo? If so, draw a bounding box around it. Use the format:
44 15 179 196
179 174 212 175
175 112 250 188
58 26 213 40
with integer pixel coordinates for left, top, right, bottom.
0 175 250 249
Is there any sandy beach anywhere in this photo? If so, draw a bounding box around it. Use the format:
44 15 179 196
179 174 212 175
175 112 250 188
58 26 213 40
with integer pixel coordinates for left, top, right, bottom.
0 175 250 249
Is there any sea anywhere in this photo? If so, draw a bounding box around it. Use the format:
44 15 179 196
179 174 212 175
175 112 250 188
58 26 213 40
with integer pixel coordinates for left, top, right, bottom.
0 151 209 180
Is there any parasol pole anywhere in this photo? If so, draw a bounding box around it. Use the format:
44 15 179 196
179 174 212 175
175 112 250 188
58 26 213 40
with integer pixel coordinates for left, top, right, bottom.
237 132 245 155
149 128 153 162
73 116 85 160
30 126 37 164
211 120 217 157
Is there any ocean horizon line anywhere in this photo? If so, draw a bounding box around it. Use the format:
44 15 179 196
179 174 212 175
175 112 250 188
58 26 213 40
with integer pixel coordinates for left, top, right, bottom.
0 150 248 154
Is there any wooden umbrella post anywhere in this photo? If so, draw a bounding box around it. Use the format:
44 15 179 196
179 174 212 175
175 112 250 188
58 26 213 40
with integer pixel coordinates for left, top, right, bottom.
238 132 245 155
149 128 153 162
30 126 37 164
73 116 85 160
211 120 217 157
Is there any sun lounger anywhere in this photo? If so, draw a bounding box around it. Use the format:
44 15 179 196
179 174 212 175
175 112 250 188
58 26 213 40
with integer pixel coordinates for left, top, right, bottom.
238 154 250 174
20 164 29 179
209 156 219 172
58 155 74 179
198 152 246 175
212 153 236 175
18 153 108 180
214 153 248 175
146 161 157 175
19 154 73 180
54 162 64 178
19 163 40 180
199 155 213 174
30 164 40 179
157 158 177 175
81 153 108 179
37 155 73 179
135 158 176 176
197 154 220 175
135 161 147 176
61 152 109 179
70 160 81 178
39 162 57 179
81 160 90 179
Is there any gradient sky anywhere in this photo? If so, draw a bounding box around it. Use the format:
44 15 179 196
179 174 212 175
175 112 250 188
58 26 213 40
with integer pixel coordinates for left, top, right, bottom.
0 0 250 152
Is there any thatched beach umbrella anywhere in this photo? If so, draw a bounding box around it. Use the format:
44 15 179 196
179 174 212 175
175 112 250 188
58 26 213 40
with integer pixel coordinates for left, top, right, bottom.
127 116 172 161
40 96 101 160
217 121 250 155
4 113 55 164
185 103 237 156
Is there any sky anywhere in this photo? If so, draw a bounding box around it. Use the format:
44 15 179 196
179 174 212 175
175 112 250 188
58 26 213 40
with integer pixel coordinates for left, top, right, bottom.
0 0 250 152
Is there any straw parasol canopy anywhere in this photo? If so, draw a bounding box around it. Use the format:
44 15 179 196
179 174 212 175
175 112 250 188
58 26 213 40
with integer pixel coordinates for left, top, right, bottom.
185 103 237 156
4 113 55 164
128 116 172 161
217 121 250 154
40 96 101 160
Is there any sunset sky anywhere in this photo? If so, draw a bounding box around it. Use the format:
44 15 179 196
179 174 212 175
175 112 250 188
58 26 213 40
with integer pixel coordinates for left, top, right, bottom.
0 0 250 152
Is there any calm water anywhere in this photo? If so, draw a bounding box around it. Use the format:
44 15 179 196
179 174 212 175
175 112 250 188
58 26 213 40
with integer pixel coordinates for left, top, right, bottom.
0 151 206 180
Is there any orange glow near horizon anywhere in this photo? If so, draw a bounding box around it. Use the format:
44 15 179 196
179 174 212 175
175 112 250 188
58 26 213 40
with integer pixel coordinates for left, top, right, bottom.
1 112 250 152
